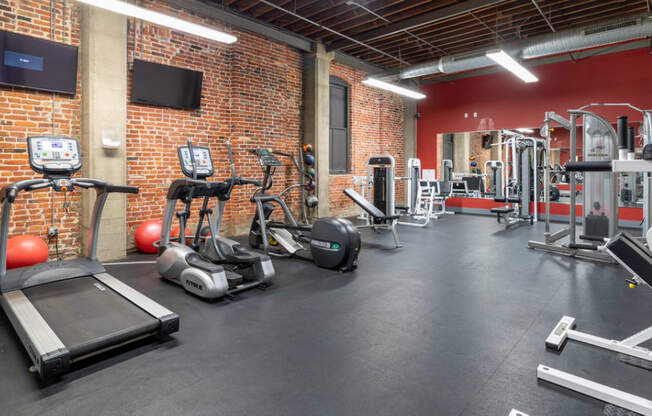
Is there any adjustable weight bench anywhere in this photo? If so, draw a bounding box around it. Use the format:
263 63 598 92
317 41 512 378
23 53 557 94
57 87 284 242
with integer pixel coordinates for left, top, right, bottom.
538 232 652 415
344 188 402 248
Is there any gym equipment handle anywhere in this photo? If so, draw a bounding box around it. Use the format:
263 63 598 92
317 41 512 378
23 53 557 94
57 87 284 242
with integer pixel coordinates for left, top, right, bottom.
107 185 139 194
564 161 612 172
236 178 262 187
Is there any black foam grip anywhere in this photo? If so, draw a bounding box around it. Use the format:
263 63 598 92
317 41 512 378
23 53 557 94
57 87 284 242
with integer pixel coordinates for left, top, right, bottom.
564 161 612 172
108 185 139 194
617 116 628 149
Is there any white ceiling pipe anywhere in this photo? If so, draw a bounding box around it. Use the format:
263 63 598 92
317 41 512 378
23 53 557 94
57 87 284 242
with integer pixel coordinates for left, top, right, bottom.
398 12 652 80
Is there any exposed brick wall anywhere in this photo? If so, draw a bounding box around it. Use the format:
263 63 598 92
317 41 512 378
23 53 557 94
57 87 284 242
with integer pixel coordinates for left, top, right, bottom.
328 61 406 217
126 0 303 245
0 0 407 258
0 0 81 259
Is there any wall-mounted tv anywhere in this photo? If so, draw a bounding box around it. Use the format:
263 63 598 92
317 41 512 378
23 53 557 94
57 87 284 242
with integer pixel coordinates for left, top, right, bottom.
0 30 78 95
131 59 203 110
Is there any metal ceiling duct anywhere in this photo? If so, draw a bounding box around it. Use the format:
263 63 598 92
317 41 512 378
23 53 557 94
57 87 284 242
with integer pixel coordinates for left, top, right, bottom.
397 12 652 80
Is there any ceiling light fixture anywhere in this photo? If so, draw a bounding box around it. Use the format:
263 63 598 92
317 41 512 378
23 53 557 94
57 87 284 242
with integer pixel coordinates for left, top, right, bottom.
76 0 237 44
486 49 538 83
362 78 426 100
516 128 534 133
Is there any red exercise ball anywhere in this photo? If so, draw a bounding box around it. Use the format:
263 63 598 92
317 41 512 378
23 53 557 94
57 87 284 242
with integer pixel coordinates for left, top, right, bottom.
7 235 49 270
135 219 163 254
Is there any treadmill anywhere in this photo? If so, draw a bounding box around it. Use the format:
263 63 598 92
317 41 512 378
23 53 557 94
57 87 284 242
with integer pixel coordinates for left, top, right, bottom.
0 135 179 379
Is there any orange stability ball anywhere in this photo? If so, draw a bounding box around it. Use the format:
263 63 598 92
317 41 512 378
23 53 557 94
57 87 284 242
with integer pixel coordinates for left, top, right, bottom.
7 235 49 270
135 219 163 254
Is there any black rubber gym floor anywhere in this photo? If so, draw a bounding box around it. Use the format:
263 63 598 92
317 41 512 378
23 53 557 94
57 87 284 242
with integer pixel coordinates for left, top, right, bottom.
1 214 651 416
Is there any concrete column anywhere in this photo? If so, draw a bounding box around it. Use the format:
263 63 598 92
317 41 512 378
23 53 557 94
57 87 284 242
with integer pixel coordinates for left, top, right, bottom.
80 6 128 260
490 132 502 161
454 132 471 174
403 98 417 201
303 43 333 218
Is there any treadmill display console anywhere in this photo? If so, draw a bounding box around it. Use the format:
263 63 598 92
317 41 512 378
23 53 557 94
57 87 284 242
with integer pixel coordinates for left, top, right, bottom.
178 146 214 179
28 135 82 175
253 149 281 167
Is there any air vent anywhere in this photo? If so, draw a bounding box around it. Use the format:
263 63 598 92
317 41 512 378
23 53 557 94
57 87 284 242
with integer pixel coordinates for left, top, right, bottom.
584 19 637 36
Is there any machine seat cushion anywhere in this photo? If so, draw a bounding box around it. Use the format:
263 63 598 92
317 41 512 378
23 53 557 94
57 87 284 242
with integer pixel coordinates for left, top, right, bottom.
490 207 514 214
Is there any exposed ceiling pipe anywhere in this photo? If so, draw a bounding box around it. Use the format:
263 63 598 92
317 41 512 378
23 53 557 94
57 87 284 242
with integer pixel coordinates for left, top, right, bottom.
397 12 652 80
257 0 409 65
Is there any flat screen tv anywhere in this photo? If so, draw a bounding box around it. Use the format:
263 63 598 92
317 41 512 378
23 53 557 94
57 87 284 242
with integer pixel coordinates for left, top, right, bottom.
0 30 78 95
131 59 203 110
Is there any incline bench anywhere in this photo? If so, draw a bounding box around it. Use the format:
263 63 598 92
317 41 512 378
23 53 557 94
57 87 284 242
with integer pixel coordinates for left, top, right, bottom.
344 188 401 248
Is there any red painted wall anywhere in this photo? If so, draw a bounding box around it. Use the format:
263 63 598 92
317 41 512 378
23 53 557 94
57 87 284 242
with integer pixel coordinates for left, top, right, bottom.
417 47 652 170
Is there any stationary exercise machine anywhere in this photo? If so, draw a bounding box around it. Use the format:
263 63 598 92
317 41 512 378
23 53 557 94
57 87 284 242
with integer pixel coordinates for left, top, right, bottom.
529 104 652 262
157 141 275 300
441 159 453 182
490 130 541 228
484 160 503 199
248 149 360 271
344 155 401 247
395 158 441 227
0 136 179 379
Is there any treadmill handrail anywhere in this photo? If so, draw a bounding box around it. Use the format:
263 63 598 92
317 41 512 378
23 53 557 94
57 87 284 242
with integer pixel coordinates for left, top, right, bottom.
0 177 140 286
0 179 50 203
1 178 138 203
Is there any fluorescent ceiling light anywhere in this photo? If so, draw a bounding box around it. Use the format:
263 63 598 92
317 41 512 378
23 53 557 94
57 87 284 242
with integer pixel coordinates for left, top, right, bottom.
486 49 538 83
516 128 534 133
76 0 237 44
362 78 426 99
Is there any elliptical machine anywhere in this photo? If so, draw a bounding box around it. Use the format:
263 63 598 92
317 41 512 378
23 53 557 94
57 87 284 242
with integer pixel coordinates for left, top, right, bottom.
157 141 274 300
248 149 360 271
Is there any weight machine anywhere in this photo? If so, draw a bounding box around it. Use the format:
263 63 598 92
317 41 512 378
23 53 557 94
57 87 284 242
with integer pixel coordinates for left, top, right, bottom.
528 104 652 263
396 158 441 227
484 160 504 199
490 130 542 228
538 158 652 414
345 155 401 248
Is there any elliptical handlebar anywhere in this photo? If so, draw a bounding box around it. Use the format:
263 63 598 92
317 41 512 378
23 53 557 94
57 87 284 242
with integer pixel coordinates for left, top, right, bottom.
187 139 198 181
271 150 312 181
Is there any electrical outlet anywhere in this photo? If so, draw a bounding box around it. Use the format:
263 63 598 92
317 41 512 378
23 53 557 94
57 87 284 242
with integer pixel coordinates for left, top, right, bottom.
48 227 58 238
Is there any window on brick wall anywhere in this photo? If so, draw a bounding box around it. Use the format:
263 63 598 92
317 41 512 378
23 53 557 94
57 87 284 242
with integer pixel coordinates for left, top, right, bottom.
329 76 350 174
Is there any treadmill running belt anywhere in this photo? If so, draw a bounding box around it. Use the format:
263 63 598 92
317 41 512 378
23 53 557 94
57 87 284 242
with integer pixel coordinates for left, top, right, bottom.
23 276 159 358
